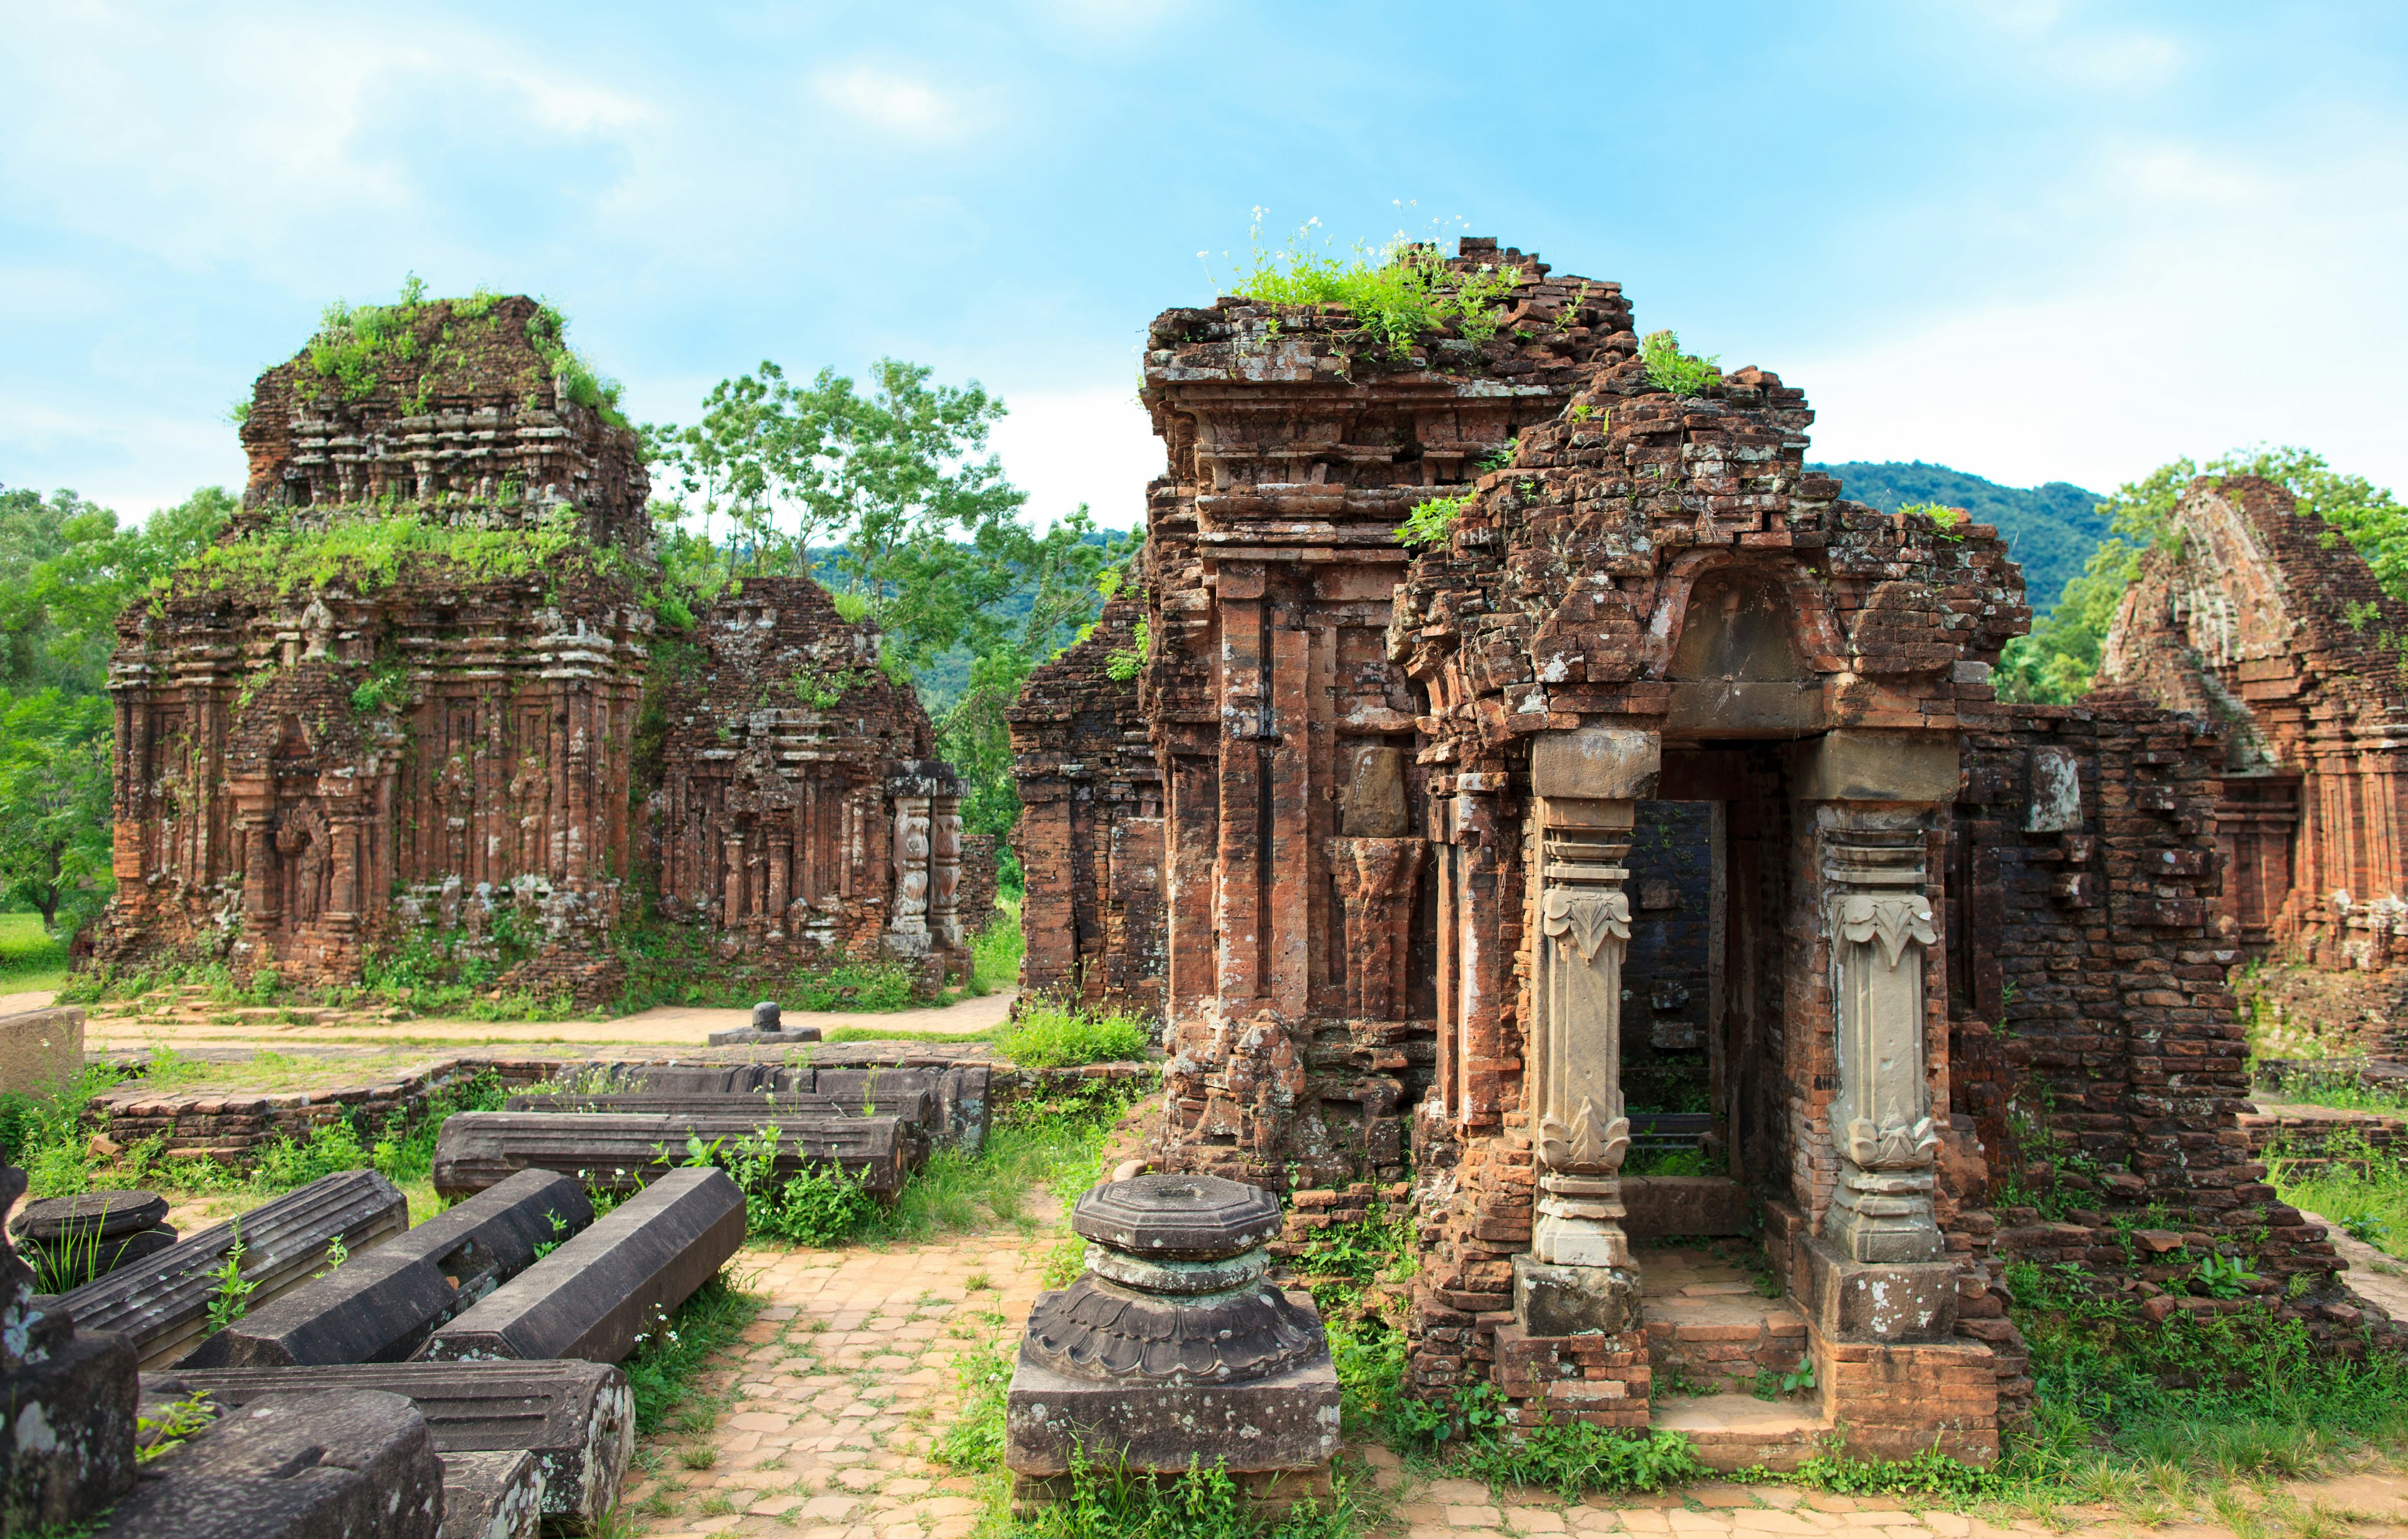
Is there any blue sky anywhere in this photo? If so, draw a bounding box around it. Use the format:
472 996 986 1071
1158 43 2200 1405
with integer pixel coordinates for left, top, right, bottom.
5 1 2404 535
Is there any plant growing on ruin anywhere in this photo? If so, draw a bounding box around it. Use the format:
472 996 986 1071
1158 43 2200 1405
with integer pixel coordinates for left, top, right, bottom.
1225 213 1523 357
1104 618 1149 682
135 1387 218 1464
204 1219 256 1331
1397 492 1471 549
786 663 872 711
1640 329 1722 397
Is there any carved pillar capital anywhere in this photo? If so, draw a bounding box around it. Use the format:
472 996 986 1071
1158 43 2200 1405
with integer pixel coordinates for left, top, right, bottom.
1820 824 1943 1263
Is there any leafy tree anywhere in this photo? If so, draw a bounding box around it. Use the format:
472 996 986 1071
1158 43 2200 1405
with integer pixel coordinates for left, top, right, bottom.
0 690 113 933
0 485 234 693
647 359 1029 669
1997 448 2402 703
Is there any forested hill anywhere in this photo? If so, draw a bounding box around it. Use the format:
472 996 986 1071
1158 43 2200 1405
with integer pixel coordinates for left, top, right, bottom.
1809 461 2105 607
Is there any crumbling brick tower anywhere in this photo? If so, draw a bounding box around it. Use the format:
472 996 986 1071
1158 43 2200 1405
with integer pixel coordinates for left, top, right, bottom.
1032 237 2357 1463
96 295 651 1000
2102 478 2408 1050
1134 241 1619 1185
654 577 974 985
1008 593 1166 1019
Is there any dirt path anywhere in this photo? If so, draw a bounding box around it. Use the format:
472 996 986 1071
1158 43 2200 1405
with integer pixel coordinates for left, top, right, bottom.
48 989 1015 1063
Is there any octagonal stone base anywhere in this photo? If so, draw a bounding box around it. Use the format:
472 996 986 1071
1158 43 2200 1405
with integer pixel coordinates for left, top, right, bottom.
1004 1290 1339 1503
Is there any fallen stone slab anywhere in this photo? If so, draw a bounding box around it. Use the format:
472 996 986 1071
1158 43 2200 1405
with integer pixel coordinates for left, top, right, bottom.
97 1388 443 1538
500 1088 929 1127
56 1168 411 1368
418 1166 744 1365
431 1110 912 1200
154 1359 633 1534
770 1062 991 1152
182 1169 594 1368
0 1004 81 1097
438 1450 541 1539
12 1187 169 1242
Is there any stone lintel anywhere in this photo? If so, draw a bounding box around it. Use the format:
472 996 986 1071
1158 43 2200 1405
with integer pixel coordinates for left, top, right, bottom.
1531 728 1660 801
1787 729 1960 803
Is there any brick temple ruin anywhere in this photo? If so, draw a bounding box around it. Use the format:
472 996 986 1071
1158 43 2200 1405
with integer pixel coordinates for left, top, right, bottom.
2102 476 2408 1053
93 295 981 1002
1011 238 2368 1462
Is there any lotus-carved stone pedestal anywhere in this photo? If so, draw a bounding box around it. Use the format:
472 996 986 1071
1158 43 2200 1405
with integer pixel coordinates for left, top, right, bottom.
1003 1174 1339 1511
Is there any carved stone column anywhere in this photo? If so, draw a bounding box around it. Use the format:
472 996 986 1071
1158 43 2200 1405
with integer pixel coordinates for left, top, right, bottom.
930 794 963 948
1785 730 1962 1345
1515 728 1657 1337
1821 829 1941 1264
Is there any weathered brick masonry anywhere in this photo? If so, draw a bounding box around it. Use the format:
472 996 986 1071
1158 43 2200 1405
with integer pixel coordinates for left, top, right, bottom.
1017 236 2382 1459
95 297 985 1002
2104 477 2408 1041
1008 594 1164 1019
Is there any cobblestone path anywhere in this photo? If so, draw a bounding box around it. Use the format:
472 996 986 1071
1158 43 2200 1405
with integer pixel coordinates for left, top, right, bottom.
631 1234 2408 1539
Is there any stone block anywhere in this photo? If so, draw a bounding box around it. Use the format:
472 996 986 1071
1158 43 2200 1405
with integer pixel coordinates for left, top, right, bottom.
438 1451 542 1539
503 1088 934 1138
1622 1175 1753 1239
97 1388 443 1538
1512 1254 1641 1336
429 1111 911 1200
1 1323 139 1530
1786 729 1960 804
157 1359 632 1533
418 1167 744 1365
1795 1233 1959 1343
58 1169 411 1368
1531 728 1660 801
0 1006 82 1098
703 1024 824 1046
774 1063 992 1152
1006 1342 1339 1477
183 1169 593 1367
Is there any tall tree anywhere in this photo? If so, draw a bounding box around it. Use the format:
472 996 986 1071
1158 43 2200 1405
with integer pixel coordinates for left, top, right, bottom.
0 690 112 933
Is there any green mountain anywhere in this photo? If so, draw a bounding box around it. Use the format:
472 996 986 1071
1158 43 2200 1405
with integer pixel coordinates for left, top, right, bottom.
1808 461 2106 607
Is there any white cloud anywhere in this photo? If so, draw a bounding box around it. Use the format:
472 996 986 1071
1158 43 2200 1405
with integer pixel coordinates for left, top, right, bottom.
808 62 968 140
1793 134 2408 496
986 387 1161 530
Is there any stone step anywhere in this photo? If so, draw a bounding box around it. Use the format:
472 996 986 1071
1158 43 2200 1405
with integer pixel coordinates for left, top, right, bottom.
149 1360 631 1534
54 1169 411 1369
181 1169 593 1368
430 1110 916 1200
418 1167 745 1366
96 1387 442 1537
1644 1288 1809 1390
1649 1392 1830 1473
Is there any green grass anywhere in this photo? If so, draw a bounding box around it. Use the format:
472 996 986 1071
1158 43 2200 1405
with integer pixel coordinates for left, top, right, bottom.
0 912 70 992
995 995 1151 1068
623 1273 763 1436
2271 1128 2408 1258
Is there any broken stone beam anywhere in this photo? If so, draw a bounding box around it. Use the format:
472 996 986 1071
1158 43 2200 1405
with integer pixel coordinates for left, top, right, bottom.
438 1451 541 1539
153 1359 633 1535
418 1166 745 1365
96 1388 443 1538
769 1063 992 1153
430 1111 912 1201
181 1169 594 1368
504 1088 935 1129
57 1168 410 1368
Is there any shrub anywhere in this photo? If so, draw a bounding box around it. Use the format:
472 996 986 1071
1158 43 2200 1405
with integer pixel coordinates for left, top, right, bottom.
1639 329 1721 397
1456 1419 1706 1499
1397 493 1471 549
997 998 1151 1068
1230 216 1523 357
